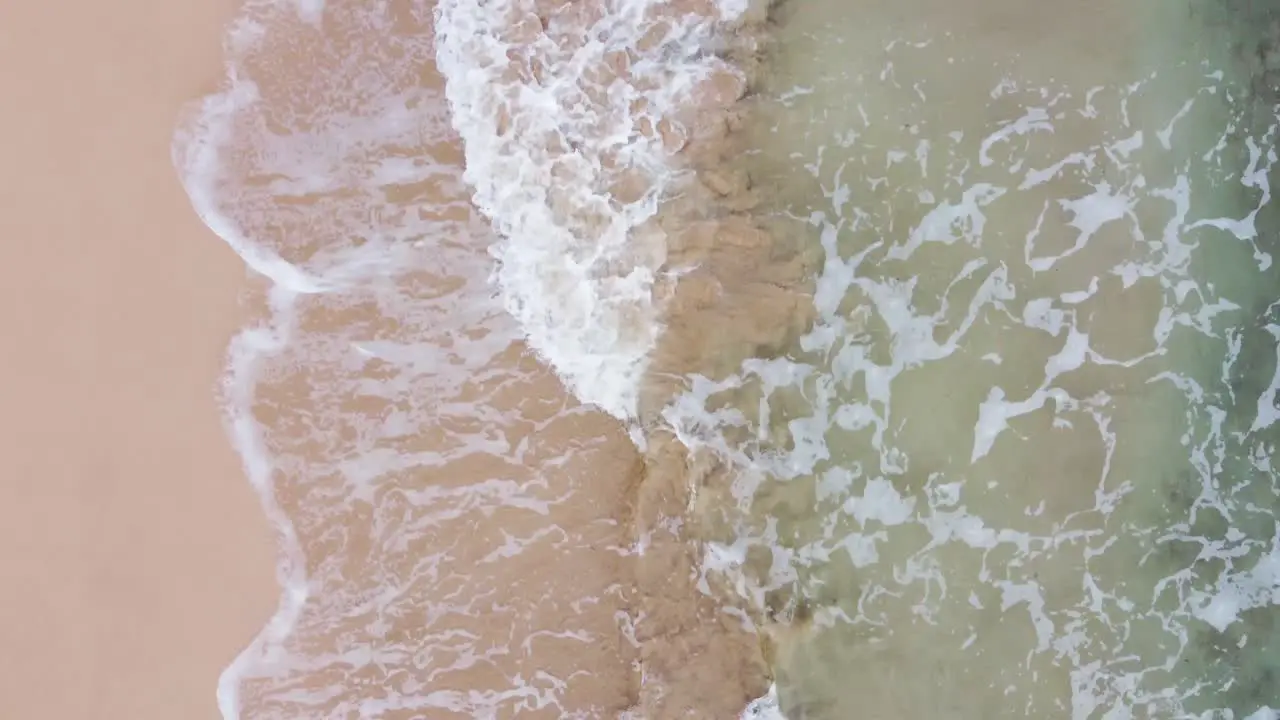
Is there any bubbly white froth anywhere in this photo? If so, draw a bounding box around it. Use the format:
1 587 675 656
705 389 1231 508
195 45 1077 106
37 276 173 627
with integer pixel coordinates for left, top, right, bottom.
433 0 746 419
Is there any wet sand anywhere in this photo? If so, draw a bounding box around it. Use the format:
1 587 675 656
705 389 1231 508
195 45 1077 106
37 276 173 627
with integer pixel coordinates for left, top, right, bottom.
0 2 277 719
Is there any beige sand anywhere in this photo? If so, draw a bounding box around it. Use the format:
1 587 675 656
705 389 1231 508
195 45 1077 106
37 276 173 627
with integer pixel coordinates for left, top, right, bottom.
0 2 277 719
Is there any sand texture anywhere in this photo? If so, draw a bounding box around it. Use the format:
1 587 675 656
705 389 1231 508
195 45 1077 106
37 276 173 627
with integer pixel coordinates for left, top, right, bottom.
0 2 277 718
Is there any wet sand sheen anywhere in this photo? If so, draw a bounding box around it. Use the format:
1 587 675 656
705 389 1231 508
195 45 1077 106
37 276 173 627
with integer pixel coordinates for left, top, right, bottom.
0 2 277 719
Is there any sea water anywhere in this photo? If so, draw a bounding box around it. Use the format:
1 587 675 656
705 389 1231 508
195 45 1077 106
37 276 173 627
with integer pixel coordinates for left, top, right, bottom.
676 0 1280 717
173 0 1280 717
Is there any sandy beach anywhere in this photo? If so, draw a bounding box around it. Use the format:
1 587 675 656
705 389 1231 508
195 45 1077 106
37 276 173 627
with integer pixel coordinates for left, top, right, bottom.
0 2 277 719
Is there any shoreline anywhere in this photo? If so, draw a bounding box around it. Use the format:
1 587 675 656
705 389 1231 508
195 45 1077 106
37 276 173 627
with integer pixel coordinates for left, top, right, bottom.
624 1 819 715
0 2 279 719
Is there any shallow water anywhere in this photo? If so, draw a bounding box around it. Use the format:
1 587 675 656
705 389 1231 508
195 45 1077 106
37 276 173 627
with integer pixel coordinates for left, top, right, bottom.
676 0 1280 717
175 0 1280 718
175 0 777 717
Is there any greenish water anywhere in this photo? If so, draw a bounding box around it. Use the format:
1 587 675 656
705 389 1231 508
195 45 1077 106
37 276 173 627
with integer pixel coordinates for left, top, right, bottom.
674 1 1280 717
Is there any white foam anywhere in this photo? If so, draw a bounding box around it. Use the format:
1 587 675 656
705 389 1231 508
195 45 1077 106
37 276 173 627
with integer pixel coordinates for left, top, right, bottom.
1190 538 1280 632
433 0 746 419
294 0 324 25
172 79 330 295
739 684 786 719
1252 321 1280 431
215 288 308 720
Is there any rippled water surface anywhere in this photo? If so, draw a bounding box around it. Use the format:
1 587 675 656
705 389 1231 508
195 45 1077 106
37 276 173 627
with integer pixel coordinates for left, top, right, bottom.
698 0 1280 717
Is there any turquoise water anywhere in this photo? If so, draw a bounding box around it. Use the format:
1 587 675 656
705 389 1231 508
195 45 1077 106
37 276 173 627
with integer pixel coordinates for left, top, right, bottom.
671 1 1280 716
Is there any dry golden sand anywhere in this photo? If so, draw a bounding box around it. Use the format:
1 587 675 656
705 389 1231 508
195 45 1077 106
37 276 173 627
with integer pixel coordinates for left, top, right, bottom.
0 2 277 719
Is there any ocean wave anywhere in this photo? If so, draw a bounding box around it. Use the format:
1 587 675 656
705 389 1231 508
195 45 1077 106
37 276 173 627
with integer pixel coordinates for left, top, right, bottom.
434 0 750 420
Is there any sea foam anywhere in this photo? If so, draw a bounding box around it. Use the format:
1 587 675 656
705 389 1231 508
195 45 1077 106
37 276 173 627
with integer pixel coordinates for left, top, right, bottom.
433 0 749 419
